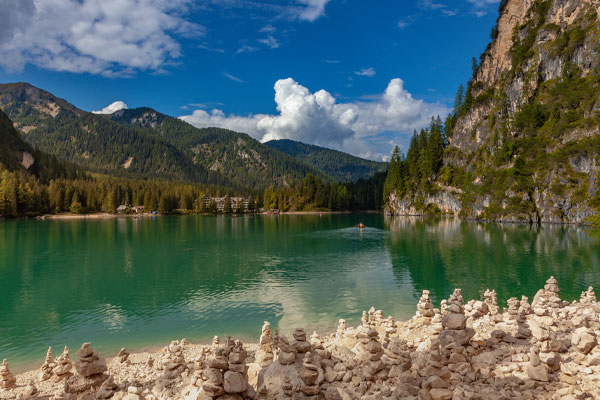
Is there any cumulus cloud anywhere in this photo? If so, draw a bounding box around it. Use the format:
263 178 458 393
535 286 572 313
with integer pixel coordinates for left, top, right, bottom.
92 101 128 114
180 78 449 160
0 0 203 76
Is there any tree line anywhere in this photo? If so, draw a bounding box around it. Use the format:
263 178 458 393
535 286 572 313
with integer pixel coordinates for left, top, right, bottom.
262 172 386 212
0 166 387 218
383 116 447 200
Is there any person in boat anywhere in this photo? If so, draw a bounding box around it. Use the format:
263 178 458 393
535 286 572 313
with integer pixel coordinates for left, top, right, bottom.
355 222 366 229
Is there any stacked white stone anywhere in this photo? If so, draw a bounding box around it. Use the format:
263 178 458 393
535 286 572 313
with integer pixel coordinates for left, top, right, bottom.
0 359 16 389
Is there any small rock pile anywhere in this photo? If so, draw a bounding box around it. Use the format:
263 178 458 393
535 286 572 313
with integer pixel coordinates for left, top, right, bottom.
483 289 499 316
292 328 311 354
160 340 186 379
39 347 55 381
203 348 229 397
532 276 562 316
53 346 73 382
95 375 118 399
277 336 297 366
224 340 250 396
0 359 16 389
116 348 129 364
416 290 435 318
74 342 108 379
256 321 274 366
580 286 596 304
300 353 319 396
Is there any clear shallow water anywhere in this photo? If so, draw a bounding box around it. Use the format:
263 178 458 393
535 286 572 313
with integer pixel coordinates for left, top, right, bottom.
1 214 599 369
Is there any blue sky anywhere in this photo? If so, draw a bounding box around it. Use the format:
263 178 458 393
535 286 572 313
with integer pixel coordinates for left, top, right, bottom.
0 0 500 160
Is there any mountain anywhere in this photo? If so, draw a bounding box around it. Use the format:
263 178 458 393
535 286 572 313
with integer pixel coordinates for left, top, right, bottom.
0 107 33 172
386 0 600 224
0 107 82 182
0 83 224 185
107 108 326 188
264 139 388 182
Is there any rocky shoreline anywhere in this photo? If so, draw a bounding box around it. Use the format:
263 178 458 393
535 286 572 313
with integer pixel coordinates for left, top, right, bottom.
1 277 599 400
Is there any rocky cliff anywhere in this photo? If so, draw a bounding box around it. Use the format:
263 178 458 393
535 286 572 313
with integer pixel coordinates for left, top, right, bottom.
388 0 600 224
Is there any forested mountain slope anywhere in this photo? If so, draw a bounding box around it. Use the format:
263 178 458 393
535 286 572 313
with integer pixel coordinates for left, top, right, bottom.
386 0 600 224
108 108 325 188
264 139 388 182
0 83 225 185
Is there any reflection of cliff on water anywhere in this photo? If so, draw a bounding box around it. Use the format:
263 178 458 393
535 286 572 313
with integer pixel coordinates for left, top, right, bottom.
384 216 600 307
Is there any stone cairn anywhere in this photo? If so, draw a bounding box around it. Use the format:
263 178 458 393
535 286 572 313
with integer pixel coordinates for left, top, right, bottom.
161 340 187 380
212 336 220 347
416 290 435 319
203 339 250 398
224 340 250 396
190 348 207 389
256 321 274 367
361 311 368 328
368 307 376 327
526 344 548 382
39 346 55 381
282 375 293 397
203 347 229 397
532 276 562 316
310 331 327 359
300 352 320 397
381 338 411 376
505 297 519 320
518 295 531 316
292 328 311 354
116 348 130 364
74 342 108 379
53 346 73 382
277 335 296 366
273 329 280 356
483 289 499 316
24 379 38 398
95 375 118 399
364 329 385 381
465 298 489 320
438 289 474 388
440 289 474 346
0 359 16 389
373 309 385 326
580 286 597 304
336 319 347 338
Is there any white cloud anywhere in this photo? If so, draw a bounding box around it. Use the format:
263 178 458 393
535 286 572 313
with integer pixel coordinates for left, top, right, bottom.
180 77 449 161
223 72 246 83
0 0 203 76
259 25 276 34
92 101 128 114
293 0 331 22
355 67 376 77
258 35 280 49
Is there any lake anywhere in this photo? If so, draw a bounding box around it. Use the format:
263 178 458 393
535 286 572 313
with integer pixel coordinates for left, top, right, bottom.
1 214 599 369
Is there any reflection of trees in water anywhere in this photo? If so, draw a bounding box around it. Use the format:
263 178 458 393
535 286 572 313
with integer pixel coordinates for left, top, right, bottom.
384 216 600 308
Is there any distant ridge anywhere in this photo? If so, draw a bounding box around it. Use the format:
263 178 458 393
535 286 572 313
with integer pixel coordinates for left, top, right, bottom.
265 139 387 182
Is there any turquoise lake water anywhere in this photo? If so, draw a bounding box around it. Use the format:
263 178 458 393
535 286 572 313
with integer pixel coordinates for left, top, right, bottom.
1 214 599 369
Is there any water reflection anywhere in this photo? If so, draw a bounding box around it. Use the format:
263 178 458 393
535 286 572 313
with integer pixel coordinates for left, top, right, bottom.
385 216 600 306
0 214 598 369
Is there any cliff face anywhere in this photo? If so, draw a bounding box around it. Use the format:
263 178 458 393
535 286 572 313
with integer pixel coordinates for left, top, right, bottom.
389 0 600 224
